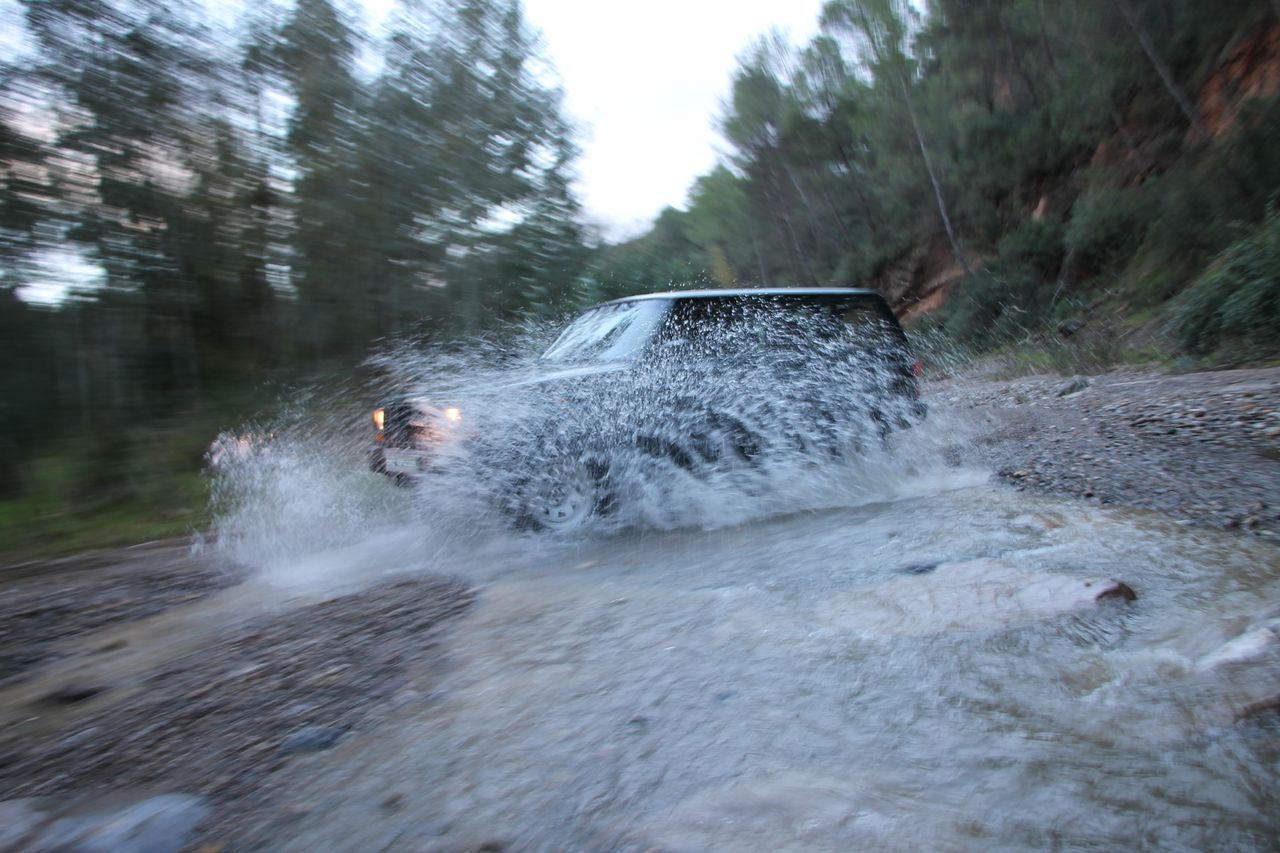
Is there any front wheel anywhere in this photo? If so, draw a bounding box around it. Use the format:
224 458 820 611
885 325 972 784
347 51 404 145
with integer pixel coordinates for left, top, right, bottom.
509 454 609 533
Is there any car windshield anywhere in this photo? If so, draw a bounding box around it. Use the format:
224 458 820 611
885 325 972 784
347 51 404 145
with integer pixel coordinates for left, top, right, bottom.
541 299 668 364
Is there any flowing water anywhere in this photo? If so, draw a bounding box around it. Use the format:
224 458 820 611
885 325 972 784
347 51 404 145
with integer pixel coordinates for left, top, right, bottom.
195 330 1280 850
242 477 1280 852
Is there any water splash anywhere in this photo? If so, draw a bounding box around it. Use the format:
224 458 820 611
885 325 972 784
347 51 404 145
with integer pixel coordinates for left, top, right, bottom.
207 312 972 577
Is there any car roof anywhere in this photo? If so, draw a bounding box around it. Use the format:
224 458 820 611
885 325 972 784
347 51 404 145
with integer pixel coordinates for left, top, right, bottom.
595 287 882 308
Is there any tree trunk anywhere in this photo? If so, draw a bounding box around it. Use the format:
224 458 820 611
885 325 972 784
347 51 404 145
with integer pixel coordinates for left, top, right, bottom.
785 165 825 258
1034 0 1062 80
897 71 972 278
999 15 1040 106
819 183 857 253
835 143 879 237
762 161 814 285
751 233 769 286
1111 0 1211 141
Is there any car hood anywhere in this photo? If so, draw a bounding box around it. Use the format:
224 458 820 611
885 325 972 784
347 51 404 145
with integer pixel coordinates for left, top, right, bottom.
400 361 631 407
501 361 631 389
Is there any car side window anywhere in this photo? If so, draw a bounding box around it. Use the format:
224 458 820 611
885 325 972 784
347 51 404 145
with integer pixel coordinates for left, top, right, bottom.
652 295 906 369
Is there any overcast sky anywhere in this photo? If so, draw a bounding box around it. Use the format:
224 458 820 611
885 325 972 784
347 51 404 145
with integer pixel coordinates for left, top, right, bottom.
363 0 826 239
519 1 824 238
2 0 830 270
7 0 826 238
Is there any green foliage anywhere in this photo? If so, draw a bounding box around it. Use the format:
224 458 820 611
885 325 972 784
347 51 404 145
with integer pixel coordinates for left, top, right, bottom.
927 219 1064 347
998 219 1064 279
612 0 1280 369
1173 208 1280 356
936 261 1047 346
1064 188 1151 280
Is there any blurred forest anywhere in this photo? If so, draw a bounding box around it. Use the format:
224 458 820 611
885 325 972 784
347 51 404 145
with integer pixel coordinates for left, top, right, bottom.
2 0 1279 555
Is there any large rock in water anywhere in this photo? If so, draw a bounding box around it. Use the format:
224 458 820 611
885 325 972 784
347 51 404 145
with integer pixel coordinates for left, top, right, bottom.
1197 617 1280 670
1192 617 1280 723
819 558 1135 637
1 793 208 853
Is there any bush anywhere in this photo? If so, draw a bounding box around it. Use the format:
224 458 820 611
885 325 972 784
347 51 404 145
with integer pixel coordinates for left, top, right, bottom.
998 219 1064 279
1173 207 1280 356
1064 188 1151 279
936 260 1049 347
929 220 1063 349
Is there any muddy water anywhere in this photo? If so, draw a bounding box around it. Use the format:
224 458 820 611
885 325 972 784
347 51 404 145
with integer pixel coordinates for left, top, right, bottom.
256 476 1280 851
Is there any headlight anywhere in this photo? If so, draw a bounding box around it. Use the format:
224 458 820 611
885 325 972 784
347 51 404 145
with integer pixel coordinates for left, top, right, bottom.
372 408 385 430
443 406 461 423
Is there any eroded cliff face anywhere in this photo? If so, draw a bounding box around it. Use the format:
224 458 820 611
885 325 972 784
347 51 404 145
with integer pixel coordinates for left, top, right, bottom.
883 15 1280 322
1199 18 1280 139
876 236 971 322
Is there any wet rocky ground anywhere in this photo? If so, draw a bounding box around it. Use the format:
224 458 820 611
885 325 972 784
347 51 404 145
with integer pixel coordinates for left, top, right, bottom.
0 575 472 850
933 365 1280 539
0 364 1276 851
0 541 246 688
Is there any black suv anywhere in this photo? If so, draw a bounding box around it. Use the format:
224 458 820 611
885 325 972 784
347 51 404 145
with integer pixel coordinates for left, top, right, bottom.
370 288 924 531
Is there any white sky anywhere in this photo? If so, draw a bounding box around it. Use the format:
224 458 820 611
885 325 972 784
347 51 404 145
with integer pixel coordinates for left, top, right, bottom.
3 0 829 267
518 0 824 239
361 0 826 239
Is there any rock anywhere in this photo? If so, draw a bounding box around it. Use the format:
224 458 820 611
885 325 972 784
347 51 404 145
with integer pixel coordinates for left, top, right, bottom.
41 683 112 705
1197 619 1280 670
1093 580 1137 601
1056 376 1091 397
19 793 208 853
655 771 870 851
1234 694 1280 722
1057 318 1084 338
276 803 314 821
818 558 1136 637
0 798 48 849
280 725 345 754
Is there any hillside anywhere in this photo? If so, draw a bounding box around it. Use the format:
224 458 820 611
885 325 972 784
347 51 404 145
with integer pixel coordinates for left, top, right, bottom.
582 1 1280 368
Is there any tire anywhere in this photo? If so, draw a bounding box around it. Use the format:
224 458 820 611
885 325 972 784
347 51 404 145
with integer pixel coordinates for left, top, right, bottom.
509 453 610 533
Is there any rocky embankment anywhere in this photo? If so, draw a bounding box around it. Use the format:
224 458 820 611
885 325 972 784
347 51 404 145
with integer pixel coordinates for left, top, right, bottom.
931 365 1280 539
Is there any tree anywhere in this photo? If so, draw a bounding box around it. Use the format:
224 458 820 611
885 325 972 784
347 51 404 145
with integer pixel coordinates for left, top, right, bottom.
821 0 972 276
276 0 369 361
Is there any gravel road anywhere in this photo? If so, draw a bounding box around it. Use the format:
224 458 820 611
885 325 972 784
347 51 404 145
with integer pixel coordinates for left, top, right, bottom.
934 365 1280 538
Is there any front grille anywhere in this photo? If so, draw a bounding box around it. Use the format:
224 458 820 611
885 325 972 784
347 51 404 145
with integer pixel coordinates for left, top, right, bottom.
383 399 450 448
382 399 419 445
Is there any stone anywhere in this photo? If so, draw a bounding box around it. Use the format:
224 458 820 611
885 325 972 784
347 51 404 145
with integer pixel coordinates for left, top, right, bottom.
280 725 345 754
1057 318 1085 338
1056 376 1091 397
1234 694 1280 722
1198 619 1280 670
818 558 1136 637
0 799 49 849
21 793 208 853
41 683 112 705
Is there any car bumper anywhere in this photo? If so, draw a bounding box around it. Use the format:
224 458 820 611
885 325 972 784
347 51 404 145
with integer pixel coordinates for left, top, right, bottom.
369 444 430 483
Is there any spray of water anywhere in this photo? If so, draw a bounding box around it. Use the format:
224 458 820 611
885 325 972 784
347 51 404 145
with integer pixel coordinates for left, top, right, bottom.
206 307 978 579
